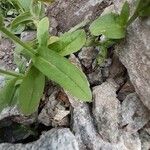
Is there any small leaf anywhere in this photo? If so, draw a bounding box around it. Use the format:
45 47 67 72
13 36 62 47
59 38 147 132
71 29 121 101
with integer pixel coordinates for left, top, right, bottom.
0 77 18 112
90 13 126 39
37 17 49 47
11 12 32 29
96 46 108 65
49 30 86 56
18 66 45 115
119 1 130 26
33 47 92 101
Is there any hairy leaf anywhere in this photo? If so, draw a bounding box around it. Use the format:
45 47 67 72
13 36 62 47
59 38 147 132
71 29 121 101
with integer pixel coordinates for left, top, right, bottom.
37 17 49 47
49 30 86 56
0 77 18 111
18 66 45 115
90 13 126 39
33 48 92 101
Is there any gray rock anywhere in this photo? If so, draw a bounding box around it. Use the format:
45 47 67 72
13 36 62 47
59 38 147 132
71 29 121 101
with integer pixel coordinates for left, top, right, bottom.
88 67 103 86
21 31 36 42
117 80 135 101
0 106 20 121
121 93 150 133
38 88 70 127
109 54 126 87
139 122 150 150
121 131 141 150
92 80 121 143
47 0 112 32
78 47 98 68
0 128 79 150
113 0 150 109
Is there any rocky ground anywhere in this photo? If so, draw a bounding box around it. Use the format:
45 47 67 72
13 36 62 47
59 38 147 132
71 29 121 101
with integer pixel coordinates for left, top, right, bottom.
0 0 150 150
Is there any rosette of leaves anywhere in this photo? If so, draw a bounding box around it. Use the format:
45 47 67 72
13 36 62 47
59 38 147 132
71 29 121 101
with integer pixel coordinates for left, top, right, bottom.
0 16 92 115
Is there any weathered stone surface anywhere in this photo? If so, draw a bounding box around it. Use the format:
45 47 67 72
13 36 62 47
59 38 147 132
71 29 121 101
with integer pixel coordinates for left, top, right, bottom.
78 47 98 68
121 93 150 133
20 31 36 42
38 88 70 127
117 80 135 101
0 38 15 70
139 122 150 150
47 0 112 32
0 106 19 121
92 80 121 143
109 54 126 87
113 0 150 109
0 128 79 150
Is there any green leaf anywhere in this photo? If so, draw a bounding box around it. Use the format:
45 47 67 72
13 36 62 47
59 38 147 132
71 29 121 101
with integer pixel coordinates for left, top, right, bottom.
0 14 4 27
19 0 32 11
49 30 86 56
48 36 59 45
18 66 45 115
30 1 44 20
96 46 108 65
11 12 32 29
119 1 130 26
33 48 92 101
139 6 150 16
37 17 49 47
0 77 18 112
90 13 126 39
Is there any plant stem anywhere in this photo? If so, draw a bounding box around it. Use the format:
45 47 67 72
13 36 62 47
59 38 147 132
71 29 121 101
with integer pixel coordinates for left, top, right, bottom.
0 26 36 59
0 68 24 78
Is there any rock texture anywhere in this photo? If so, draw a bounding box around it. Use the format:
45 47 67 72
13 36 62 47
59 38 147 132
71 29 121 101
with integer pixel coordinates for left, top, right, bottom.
121 93 150 133
47 0 112 32
113 0 150 109
92 80 120 143
0 128 79 150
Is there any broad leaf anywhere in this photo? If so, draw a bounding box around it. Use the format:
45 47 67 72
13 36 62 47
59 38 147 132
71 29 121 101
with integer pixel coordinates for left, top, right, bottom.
37 17 49 47
18 66 45 115
49 30 86 56
119 1 130 26
90 13 126 39
0 77 18 112
33 48 92 101
11 12 32 29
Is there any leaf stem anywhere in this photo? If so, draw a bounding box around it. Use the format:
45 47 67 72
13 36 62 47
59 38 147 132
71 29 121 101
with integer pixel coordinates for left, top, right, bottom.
0 68 24 78
0 26 36 59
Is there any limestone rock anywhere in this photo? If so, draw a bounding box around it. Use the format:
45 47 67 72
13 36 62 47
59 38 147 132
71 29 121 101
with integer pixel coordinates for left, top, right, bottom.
113 0 150 109
121 93 150 133
92 80 121 143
